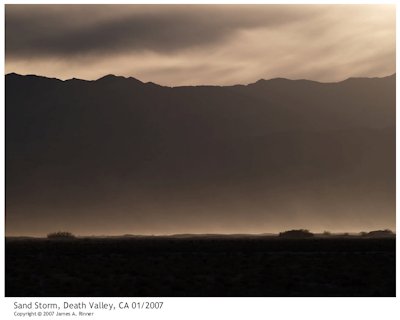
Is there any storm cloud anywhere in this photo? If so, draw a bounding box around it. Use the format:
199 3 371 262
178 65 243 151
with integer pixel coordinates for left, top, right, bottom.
6 5 317 57
5 4 396 86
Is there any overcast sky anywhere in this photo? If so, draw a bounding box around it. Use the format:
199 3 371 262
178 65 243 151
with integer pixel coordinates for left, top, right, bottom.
5 4 395 85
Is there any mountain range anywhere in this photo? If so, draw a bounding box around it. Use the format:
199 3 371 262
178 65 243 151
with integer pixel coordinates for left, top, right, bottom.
5 73 395 235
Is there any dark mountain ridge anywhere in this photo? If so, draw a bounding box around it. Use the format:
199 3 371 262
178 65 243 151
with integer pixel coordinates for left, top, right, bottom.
6 72 395 85
6 73 395 235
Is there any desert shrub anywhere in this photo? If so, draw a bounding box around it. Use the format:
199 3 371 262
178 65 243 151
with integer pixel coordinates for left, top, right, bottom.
279 229 314 238
365 229 394 238
47 231 76 240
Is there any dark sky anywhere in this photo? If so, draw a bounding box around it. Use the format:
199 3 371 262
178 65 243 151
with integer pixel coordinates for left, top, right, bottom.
5 4 395 85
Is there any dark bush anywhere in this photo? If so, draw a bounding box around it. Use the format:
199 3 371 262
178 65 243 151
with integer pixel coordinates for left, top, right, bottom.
279 229 314 238
47 231 76 240
364 229 394 238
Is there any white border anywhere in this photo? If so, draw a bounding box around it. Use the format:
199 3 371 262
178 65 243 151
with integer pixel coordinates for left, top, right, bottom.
1 1 398 320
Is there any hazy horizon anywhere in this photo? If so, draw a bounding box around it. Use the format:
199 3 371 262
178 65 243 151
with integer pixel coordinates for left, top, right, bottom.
5 71 396 87
7 229 396 238
6 74 395 237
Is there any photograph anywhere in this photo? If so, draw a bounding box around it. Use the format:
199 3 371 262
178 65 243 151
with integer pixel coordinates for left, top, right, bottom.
5 3 395 298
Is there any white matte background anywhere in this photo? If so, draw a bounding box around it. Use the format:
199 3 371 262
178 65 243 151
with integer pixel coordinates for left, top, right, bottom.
0 1 398 319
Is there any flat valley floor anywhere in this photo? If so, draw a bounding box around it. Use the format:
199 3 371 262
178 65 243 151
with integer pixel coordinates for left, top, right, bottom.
5 237 395 297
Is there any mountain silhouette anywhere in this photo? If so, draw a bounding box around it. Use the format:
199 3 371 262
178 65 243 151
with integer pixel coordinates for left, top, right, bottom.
6 73 395 234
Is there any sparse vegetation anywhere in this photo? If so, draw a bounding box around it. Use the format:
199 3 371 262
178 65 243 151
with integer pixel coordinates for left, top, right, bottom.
47 231 76 240
362 229 394 238
279 229 314 238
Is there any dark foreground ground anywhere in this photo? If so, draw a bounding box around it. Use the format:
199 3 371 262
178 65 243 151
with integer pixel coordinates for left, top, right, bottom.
5 237 395 297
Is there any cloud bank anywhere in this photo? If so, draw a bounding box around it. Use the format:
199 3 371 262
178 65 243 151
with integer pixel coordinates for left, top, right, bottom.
5 4 395 85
